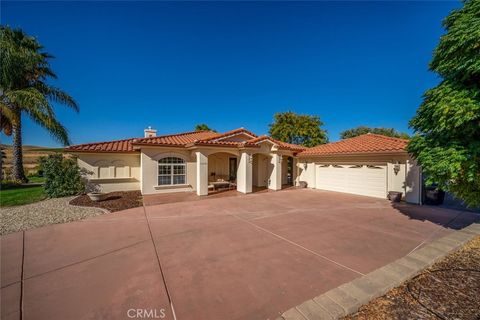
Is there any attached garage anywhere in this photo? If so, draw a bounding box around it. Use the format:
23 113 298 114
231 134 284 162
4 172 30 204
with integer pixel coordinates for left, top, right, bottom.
315 164 387 198
297 134 423 204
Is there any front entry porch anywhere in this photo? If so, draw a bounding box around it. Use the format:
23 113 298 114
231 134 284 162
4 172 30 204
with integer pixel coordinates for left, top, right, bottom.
195 149 295 196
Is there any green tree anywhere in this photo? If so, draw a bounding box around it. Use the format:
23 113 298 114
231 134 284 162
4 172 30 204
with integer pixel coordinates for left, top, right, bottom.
0 27 78 183
194 123 215 131
269 111 328 147
408 0 480 207
39 154 85 197
340 126 410 140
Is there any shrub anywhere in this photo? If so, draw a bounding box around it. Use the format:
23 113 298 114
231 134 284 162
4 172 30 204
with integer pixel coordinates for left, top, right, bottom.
39 154 85 198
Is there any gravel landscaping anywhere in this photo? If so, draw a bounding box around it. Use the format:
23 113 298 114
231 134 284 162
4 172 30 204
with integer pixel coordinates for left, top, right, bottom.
1 196 105 235
69 191 143 212
344 235 480 320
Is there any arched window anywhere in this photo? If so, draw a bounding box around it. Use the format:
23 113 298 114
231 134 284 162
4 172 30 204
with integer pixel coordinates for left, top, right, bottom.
158 157 186 186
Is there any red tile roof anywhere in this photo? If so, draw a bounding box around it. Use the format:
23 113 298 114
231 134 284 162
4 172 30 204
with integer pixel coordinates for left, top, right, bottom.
299 134 408 156
66 138 138 153
132 130 219 146
65 128 306 153
200 128 257 142
246 135 306 151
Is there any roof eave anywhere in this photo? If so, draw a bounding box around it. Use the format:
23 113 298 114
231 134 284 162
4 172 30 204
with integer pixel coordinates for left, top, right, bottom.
298 150 407 157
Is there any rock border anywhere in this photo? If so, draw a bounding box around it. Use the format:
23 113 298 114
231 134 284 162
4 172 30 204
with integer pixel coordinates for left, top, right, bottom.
279 223 480 320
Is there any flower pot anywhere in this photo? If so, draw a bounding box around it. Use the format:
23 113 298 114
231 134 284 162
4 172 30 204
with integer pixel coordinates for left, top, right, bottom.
424 187 445 205
87 192 107 202
388 191 402 202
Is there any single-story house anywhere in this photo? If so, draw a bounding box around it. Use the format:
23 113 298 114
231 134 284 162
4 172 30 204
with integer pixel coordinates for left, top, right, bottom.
66 127 422 204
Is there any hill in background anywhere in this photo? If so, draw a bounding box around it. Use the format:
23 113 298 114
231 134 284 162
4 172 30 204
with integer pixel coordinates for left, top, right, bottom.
1 145 65 176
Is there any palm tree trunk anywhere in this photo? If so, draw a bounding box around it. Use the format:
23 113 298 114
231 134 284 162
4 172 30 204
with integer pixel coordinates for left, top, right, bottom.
11 108 28 183
0 149 4 181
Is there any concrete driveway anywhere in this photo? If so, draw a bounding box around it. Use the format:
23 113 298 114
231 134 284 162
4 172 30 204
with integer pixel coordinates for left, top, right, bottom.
2 189 478 320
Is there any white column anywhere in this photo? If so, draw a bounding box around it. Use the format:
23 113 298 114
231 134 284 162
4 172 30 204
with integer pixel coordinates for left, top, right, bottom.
196 151 208 196
237 151 252 194
405 158 422 204
269 153 282 191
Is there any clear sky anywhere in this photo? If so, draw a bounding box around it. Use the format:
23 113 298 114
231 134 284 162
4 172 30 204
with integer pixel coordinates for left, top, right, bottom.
1 1 460 147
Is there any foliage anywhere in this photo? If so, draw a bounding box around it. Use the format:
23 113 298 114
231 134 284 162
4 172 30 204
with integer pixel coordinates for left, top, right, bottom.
0 185 45 207
195 123 215 131
340 126 410 139
269 111 328 147
0 26 78 182
39 154 85 198
408 0 480 207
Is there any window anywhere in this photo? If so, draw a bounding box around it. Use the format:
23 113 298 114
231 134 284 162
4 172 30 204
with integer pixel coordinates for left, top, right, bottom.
158 157 186 186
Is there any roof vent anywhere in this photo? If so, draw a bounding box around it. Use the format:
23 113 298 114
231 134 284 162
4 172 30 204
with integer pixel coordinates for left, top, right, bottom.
144 126 157 138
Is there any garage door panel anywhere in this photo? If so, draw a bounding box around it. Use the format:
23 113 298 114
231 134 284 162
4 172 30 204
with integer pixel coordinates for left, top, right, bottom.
315 165 386 199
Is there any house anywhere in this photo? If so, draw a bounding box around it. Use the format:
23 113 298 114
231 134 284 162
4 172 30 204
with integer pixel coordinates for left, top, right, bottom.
66 127 422 203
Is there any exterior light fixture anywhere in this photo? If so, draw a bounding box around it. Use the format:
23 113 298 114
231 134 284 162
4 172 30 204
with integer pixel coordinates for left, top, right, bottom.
393 162 401 175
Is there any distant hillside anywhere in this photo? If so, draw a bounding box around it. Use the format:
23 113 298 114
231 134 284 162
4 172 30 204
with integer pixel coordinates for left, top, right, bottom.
1 144 65 176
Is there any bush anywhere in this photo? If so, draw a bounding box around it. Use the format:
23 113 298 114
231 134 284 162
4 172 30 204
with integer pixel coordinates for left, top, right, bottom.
39 154 85 198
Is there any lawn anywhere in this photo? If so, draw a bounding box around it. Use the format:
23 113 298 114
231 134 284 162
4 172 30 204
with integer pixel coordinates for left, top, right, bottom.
27 175 46 183
0 185 46 207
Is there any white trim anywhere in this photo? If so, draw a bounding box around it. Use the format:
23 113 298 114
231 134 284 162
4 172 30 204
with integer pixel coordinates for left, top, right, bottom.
213 131 256 142
89 177 138 183
156 156 187 187
154 184 191 190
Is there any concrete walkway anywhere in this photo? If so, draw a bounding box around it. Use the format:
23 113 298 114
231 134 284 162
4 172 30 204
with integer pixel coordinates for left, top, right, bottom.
1 189 478 320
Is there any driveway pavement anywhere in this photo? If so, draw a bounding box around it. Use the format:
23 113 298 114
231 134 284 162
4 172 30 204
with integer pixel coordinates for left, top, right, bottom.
1 189 478 320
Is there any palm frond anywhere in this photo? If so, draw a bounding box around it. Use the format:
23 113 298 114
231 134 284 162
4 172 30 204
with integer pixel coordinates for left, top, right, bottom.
34 82 79 112
25 106 71 145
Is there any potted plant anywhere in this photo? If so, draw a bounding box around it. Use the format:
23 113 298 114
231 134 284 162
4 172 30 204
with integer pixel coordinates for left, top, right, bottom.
388 191 403 202
424 185 445 205
87 192 107 202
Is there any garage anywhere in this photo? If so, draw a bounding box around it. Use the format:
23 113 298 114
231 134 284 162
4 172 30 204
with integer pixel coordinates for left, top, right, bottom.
297 133 423 204
315 164 387 198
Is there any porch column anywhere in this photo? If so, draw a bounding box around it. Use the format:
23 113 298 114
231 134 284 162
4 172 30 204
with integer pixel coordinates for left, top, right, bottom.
237 151 252 194
196 151 208 196
269 153 282 191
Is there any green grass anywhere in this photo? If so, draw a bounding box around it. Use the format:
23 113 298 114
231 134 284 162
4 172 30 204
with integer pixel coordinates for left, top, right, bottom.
27 176 46 183
0 185 46 207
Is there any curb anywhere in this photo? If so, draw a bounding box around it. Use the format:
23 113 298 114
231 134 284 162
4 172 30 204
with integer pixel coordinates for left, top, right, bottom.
278 223 480 320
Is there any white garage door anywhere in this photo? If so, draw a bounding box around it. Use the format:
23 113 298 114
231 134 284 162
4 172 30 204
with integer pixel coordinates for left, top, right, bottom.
315 164 387 199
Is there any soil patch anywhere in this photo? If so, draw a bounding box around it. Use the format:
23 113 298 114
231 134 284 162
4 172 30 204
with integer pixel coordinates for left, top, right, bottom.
70 191 143 212
344 235 480 320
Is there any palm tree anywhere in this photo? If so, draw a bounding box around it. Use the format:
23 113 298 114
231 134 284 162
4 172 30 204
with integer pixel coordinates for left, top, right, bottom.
0 26 78 182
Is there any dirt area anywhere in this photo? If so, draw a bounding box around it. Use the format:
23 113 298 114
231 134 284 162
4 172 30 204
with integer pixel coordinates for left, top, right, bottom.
344 236 480 320
70 191 143 212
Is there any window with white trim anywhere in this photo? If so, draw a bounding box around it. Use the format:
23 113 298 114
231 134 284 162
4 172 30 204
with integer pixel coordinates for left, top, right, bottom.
158 157 186 186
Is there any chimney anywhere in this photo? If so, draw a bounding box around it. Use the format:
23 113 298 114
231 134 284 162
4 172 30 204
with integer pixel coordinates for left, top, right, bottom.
144 126 157 138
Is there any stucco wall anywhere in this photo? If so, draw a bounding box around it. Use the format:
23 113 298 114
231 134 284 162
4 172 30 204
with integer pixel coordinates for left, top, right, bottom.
252 154 269 187
282 156 291 185
140 148 196 195
208 152 236 181
76 153 141 192
301 153 422 204
297 159 316 188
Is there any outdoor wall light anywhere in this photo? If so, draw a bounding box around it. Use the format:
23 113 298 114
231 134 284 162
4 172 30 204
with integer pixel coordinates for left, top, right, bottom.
393 163 401 175
303 162 308 170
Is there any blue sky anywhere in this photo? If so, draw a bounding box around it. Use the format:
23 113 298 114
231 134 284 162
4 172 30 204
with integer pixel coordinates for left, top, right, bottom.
1 1 459 147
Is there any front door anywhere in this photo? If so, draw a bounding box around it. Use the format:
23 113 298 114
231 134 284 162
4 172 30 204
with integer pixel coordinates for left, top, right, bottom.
229 157 237 181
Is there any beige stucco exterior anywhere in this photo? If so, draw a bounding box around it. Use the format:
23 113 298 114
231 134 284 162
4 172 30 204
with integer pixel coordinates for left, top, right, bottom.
297 153 422 204
140 147 196 195
72 133 421 204
77 153 141 193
